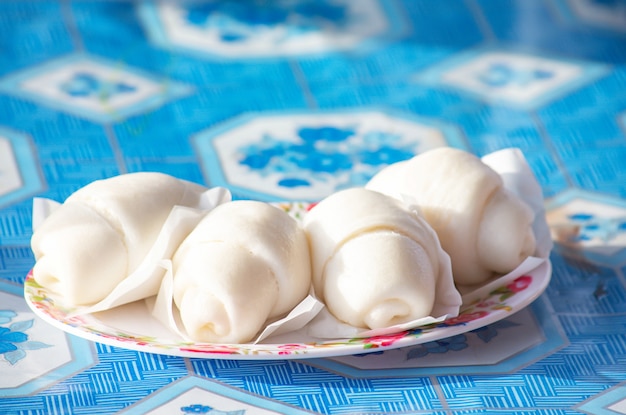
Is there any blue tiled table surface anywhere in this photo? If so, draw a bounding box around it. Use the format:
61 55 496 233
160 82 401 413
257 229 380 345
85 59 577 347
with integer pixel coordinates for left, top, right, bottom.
2 1 626 414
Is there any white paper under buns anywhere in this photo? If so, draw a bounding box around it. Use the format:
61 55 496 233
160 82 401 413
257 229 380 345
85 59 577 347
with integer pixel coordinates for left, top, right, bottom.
29 149 552 344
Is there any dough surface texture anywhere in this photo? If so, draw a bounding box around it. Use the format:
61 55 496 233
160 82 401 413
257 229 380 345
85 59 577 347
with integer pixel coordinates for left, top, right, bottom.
31 172 209 306
367 147 536 285
303 187 459 330
172 200 311 343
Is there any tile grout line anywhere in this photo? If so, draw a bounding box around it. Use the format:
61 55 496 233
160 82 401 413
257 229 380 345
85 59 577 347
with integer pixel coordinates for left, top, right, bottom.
430 376 451 413
60 0 129 176
463 0 497 43
60 0 85 52
289 60 319 110
530 111 576 189
104 124 128 174
617 113 626 146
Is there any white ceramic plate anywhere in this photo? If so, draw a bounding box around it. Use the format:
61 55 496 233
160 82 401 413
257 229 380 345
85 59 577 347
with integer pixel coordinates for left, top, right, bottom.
24 258 551 360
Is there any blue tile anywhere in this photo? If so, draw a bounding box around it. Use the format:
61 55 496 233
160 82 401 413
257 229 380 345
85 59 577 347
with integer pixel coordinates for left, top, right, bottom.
3 1 626 413
577 383 626 415
0 102 110 163
0 199 35 248
114 85 309 162
401 0 484 46
0 2 74 76
0 246 34 283
538 68 626 198
125 159 205 185
546 253 626 314
70 1 147 53
38 159 122 202
0 127 44 211
136 0 409 61
151 53 300 88
113 104 203 160
122 376 316 415
439 367 611 409
296 42 457 86
310 80 568 196
74 1 302 88
0 280 97 397
193 108 464 201
312 297 567 378
545 189 626 267
0 99 123 201
440 107 568 197
0 344 188 415
550 0 626 61
0 53 193 124
413 46 610 110
478 0 626 63
190 359 444 412
293 0 483 84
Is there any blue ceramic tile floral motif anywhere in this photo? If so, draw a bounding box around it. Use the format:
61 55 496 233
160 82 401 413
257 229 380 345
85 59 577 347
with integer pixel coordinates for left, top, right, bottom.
0 310 51 365
181 404 244 415
184 0 348 40
138 0 405 58
406 320 520 359
59 72 136 99
476 63 554 88
0 54 191 123
415 47 609 109
237 126 414 188
546 189 626 264
567 213 626 243
194 110 463 201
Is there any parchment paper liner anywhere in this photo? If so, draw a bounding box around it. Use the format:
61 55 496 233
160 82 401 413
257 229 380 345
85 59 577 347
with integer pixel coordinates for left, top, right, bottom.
31 186 231 315
148 148 551 343
31 147 552 344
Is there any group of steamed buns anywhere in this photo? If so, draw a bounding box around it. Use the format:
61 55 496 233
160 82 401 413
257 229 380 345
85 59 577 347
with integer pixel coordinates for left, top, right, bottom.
31 147 538 344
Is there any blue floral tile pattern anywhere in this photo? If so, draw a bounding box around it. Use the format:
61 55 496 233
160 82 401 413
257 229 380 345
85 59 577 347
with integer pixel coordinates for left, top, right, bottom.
308 297 567 378
546 189 626 266
415 47 609 109
180 404 245 415
194 109 464 201
138 0 406 58
0 281 95 398
118 376 312 415
0 310 51 365
0 53 192 123
406 320 520 359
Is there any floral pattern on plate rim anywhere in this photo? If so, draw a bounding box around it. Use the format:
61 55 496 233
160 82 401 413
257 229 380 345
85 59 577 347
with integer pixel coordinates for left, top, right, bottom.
23 201 549 359
24 271 541 358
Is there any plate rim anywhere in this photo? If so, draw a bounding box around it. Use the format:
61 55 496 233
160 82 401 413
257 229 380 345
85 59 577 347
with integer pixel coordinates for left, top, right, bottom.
24 260 552 360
